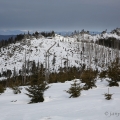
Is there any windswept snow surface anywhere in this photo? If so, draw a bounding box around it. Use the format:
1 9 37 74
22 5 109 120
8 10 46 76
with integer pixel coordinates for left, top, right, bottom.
0 80 120 120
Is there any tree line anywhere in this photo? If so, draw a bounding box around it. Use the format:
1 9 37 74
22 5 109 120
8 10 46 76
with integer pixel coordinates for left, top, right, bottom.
0 31 55 48
0 34 24 48
96 37 120 50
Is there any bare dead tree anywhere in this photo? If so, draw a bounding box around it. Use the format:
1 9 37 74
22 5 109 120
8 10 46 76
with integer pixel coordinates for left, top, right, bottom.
23 49 26 84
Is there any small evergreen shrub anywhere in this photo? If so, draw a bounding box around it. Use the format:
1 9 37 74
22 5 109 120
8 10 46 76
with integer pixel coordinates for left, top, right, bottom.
12 86 22 94
80 68 97 90
0 84 5 94
26 80 49 103
107 81 119 87
10 81 22 94
103 88 113 100
99 70 107 80
66 80 82 98
104 93 113 100
107 58 120 87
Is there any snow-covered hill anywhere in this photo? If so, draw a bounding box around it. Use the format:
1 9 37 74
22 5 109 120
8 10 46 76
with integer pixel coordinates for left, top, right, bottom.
0 31 120 80
0 80 120 120
0 34 76 74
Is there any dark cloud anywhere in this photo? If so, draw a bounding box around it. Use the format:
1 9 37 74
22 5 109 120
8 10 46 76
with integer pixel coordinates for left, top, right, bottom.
0 0 120 32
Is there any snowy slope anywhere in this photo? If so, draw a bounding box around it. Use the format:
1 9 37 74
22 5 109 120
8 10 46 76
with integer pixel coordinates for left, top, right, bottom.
0 32 120 80
0 80 120 120
0 35 77 73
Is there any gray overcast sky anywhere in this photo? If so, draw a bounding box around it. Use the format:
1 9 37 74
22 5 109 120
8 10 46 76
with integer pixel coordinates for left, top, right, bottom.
0 0 120 33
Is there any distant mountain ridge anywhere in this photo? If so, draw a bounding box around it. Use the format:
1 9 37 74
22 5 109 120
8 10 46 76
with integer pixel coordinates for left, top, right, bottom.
0 35 16 41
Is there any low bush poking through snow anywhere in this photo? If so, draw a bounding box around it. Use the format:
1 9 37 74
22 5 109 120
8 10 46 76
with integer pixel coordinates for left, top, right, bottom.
11 86 22 94
10 81 22 94
103 88 113 100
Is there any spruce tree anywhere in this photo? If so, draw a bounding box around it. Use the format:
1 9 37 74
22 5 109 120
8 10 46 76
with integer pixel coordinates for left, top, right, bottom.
0 84 5 94
80 68 97 90
25 80 49 103
99 70 107 80
66 80 82 98
107 58 120 87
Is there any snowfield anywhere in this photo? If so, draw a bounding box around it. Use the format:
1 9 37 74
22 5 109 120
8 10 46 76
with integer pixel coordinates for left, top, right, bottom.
0 80 120 120
0 31 120 119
